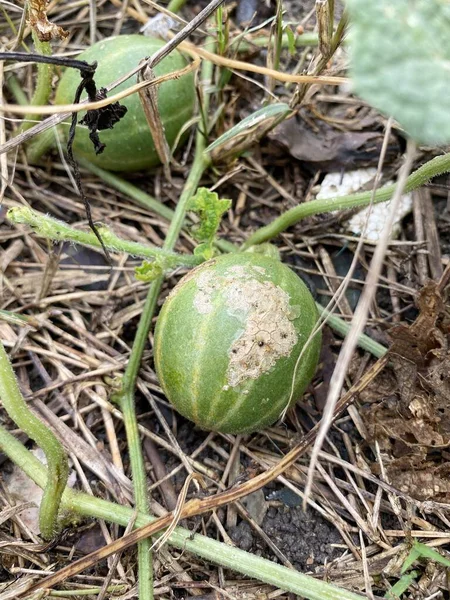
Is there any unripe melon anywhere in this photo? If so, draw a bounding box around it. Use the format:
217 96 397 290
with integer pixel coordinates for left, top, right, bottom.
154 253 321 434
55 35 196 172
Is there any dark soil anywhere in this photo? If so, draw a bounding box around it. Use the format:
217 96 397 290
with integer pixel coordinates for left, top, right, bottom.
230 505 342 570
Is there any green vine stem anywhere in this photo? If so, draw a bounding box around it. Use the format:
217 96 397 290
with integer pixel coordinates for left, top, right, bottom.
316 302 387 358
112 45 214 600
23 30 53 132
0 341 68 539
7 206 201 269
7 209 388 361
78 160 237 254
0 424 364 600
242 152 450 248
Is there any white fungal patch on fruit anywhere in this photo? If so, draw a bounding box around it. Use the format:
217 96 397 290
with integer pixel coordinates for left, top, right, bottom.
192 264 299 387
225 265 250 277
193 270 217 314
225 279 298 387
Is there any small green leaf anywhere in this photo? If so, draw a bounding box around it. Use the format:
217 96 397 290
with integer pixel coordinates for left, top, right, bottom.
193 242 215 260
244 243 281 261
135 260 164 282
284 25 296 55
404 541 450 571
385 571 419 600
400 546 422 574
346 0 450 144
188 187 231 259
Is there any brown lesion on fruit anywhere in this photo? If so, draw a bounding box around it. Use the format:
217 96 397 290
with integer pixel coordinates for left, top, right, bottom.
192 266 300 387
225 279 298 387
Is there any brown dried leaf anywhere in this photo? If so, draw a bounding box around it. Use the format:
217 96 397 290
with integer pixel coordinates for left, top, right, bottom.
386 459 450 501
389 282 444 367
28 0 69 42
428 352 450 403
358 369 397 404
269 112 400 170
389 354 418 406
137 64 171 178
365 398 448 451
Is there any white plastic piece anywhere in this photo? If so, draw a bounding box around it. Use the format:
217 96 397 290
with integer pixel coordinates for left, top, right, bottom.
140 13 178 39
316 168 413 241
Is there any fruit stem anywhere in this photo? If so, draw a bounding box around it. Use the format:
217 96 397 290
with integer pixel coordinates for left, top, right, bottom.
0 424 365 600
0 341 68 539
242 152 450 248
114 41 214 600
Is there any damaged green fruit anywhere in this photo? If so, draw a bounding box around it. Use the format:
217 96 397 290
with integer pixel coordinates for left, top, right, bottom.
154 253 321 434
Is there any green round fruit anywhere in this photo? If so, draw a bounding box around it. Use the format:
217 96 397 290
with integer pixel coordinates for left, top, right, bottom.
55 35 196 172
154 253 321 434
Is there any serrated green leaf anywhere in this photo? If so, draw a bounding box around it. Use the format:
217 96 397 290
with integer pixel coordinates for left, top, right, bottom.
188 187 231 258
346 0 450 144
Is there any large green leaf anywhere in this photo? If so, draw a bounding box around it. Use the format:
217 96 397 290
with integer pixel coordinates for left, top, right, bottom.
346 0 450 144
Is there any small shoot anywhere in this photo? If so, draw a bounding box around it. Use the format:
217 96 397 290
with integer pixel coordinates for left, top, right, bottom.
401 541 450 573
385 571 419 600
385 541 450 599
135 260 165 282
187 187 231 259
284 25 296 56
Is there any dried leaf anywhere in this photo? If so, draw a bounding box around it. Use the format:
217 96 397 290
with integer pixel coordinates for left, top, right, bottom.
362 281 450 502
389 282 445 368
387 461 450 501
365 400 448 451
28 0 69 42
206 104 292 163
138 64 171 176
270 115 400 171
